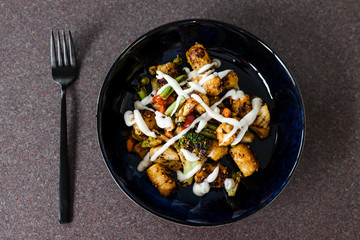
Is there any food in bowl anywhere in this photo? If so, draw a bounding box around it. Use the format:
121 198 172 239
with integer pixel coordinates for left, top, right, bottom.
123 43 271 197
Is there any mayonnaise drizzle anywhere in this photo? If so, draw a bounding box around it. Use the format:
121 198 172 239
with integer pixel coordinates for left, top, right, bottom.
137 151 151 172
150 113 206 161
156 71 190 99
124 111 135 126
176 163 202 181
133 110 156 138
191 94 262 145
180 149 200 162
170 95 184 117
155 111 173 129
192 166 219 197
224 178 235 190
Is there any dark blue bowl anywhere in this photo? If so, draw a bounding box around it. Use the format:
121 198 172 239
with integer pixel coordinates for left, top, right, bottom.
97 19 305 226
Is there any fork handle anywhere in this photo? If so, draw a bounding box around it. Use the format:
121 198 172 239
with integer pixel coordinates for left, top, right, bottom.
59 87 71 223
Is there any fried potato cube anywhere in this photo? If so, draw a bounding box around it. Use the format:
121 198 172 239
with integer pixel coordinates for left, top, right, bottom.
229 144 259 177
216 123 237 146
186 42 212 70
207 140 228 161
150 146 182 171
222 71 239 90
147 163 176 197
194 163 228 188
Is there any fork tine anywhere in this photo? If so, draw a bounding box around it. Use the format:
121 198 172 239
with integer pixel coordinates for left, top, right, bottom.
61 30 69 66
56 30 63 67
68 31 76 67
50 30 56 68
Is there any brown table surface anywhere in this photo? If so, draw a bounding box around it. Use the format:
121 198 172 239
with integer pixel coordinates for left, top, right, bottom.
1 1 359 239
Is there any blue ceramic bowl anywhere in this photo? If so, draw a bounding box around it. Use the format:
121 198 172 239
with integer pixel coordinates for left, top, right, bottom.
97 19 305 226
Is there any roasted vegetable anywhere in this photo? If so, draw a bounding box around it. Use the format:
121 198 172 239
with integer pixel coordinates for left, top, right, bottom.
250 103 271 139
231 94 252 118
133 142 149 159
175 132 210 186
156 62 179 78
229 144 259 177
207 140 228 161
216 123 237 146
240 131 255 143
147 163 176 197
226 171 242 197
194 163 228 188
222 71 239 90
186 42 212 70
142 137 162 148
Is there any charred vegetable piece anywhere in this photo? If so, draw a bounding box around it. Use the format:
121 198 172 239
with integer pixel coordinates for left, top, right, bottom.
159 75 186 100
142 137 162 148
156 62 179 78
226 171 242 197
229 144 259 177
186 42 212 70
250 103 271 139
165 96 185 116
222 71 239 90
216 123 237 146
231 94 252 118
207 140 228 161
133 142 149 159
175 133 210 186
173 55 183 65
147 163 176 197
135 84 148 100
194 163 228 188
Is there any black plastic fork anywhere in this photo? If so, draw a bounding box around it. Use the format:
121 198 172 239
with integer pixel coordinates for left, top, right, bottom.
50 30 77 223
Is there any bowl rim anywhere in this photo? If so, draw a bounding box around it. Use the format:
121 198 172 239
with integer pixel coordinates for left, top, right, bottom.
96 18 306 226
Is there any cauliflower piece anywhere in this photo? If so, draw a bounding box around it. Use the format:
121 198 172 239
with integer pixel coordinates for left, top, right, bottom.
216 123 237 146
222 71 239 90
250 103 271 139
186 42 212 70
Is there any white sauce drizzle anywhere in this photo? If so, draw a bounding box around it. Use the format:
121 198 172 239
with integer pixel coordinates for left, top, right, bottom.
137 151 151 172
133 110 156 138
156 71 190 99
176 163 202 181
149 114 205 161
192 166 219 196
224 178 236 190
218 69 233 79
155 111 173 129
184 82 206 94
124 111 135 126
180 149 200 162
207 150 215 158
170 95 183 117
191 94 262 145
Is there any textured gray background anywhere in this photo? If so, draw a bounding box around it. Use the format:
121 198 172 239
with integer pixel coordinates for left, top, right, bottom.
1 0 359 239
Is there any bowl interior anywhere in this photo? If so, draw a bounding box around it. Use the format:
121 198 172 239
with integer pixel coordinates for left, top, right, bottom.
97 19 305 226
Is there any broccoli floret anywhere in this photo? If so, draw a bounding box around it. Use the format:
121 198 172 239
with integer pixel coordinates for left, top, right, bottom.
175 132 210 152
174 132 210 186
